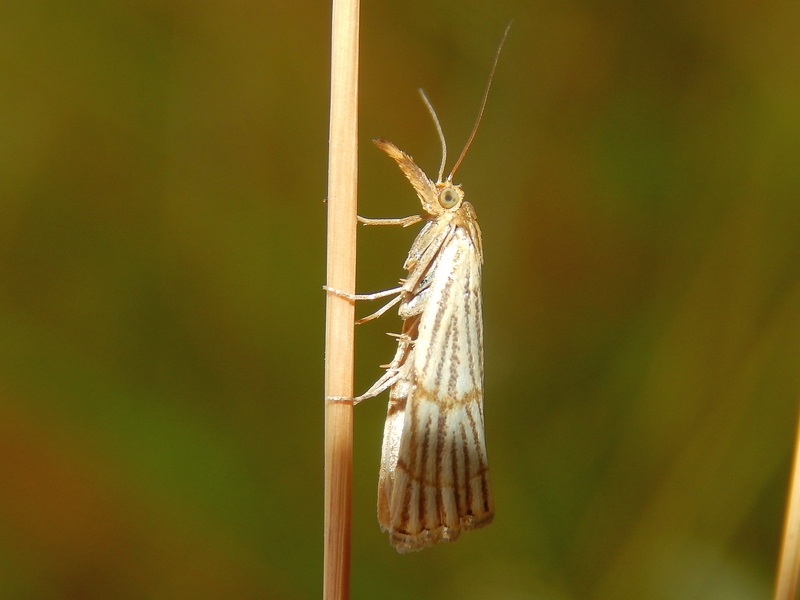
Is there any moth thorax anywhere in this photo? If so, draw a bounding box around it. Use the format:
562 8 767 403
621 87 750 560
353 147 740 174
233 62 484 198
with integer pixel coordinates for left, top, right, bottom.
437 184 463 210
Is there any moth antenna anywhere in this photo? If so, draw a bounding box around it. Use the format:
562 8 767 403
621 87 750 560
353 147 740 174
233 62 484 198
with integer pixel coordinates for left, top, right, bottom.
419 89 447 184
448 22 511 181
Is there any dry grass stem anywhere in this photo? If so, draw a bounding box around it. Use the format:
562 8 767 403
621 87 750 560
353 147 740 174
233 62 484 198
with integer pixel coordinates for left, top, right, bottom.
323 0 360 598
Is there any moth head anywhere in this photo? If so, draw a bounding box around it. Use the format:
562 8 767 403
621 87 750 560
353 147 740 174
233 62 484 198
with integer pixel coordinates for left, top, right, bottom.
436 183 464 211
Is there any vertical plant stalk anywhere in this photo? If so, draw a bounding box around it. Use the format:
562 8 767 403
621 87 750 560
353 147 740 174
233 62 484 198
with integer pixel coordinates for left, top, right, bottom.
774 401 800 600
324 0 359 598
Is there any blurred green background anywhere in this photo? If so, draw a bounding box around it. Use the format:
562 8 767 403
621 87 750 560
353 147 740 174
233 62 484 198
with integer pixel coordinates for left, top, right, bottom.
2 0 799 598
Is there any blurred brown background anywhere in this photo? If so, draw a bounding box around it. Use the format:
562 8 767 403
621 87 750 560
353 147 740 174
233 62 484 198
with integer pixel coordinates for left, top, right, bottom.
2 0 799 598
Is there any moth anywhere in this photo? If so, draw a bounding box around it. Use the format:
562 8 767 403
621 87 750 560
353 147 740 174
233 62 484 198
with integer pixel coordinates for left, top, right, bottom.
328 27 508 552
364 131 492 553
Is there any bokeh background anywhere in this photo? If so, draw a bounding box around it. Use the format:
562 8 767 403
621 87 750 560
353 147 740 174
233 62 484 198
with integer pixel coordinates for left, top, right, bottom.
2 0 800 598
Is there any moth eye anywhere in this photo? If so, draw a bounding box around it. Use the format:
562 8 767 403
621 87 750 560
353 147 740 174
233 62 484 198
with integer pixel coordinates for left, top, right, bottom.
439 187 459 209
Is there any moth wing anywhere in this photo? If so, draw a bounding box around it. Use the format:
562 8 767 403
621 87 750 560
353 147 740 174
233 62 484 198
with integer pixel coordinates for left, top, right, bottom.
378 224 492 553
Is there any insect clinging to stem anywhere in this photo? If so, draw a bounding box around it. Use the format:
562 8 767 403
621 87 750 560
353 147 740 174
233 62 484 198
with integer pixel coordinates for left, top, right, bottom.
326 24 510 553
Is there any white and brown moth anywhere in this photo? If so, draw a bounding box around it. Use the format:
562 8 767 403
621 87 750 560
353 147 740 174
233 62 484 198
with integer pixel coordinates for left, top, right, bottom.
365 133 492 553
328 28 507 553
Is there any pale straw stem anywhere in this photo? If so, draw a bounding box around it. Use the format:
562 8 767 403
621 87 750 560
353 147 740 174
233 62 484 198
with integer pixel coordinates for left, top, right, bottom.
324 0 360 598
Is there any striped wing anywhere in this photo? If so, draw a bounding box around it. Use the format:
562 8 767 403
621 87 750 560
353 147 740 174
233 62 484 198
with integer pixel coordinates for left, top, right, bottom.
378 222 492 552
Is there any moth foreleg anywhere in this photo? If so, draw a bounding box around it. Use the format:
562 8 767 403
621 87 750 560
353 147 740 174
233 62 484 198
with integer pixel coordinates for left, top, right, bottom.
358 214 423 227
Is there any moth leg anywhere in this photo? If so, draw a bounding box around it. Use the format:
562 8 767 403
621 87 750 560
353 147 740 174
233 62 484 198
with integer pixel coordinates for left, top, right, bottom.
326 375 398 404
327 332 411 404
380 333 414 367
355 293 403 325
325 369 400 405
325 395 355 404
358 214 423 227
323 284 403 302
352 369 402 405
325 284 408 325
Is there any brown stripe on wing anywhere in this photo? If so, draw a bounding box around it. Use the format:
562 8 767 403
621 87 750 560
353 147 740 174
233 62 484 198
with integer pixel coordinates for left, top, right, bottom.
416 396 433 534
460 418 473 519
434 405 449 531
463 244 483 387
396 382 419 538
446 301 462 398
423 273 450 390
463 400 493 528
